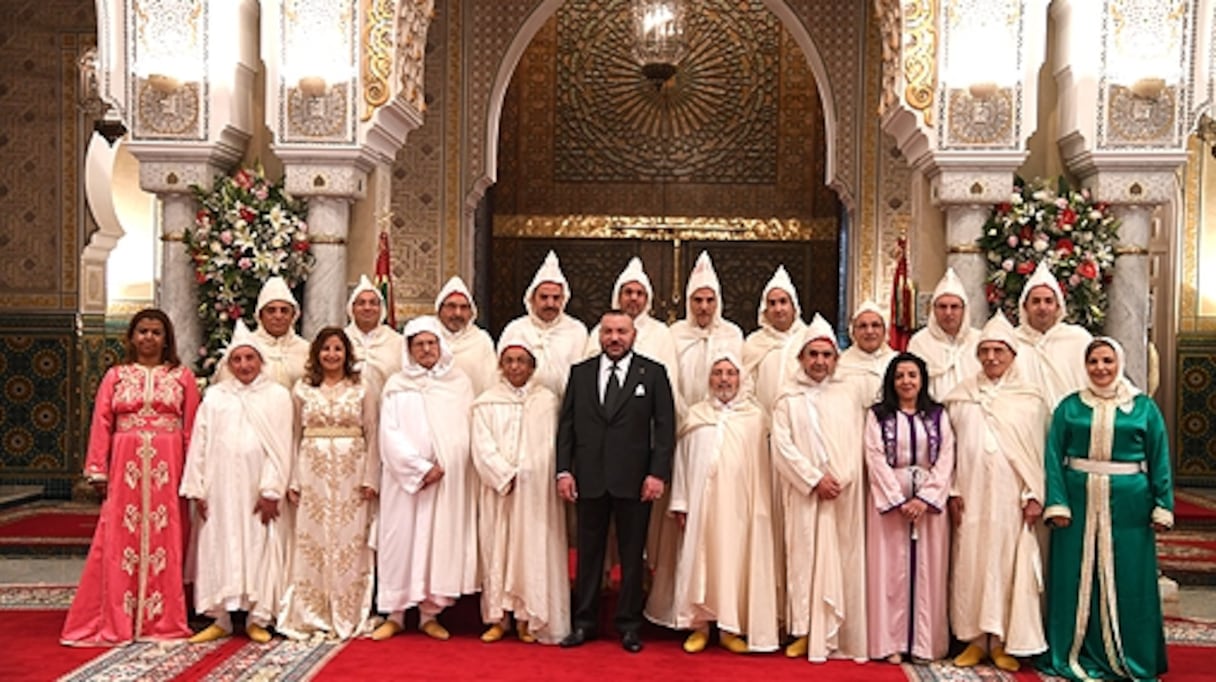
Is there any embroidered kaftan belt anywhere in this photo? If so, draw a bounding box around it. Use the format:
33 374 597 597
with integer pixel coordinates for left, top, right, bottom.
1065 458 1145 475
302 426 363 439
115 414 181 433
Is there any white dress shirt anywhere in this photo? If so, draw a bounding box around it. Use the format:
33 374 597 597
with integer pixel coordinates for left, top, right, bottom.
598 352 634 403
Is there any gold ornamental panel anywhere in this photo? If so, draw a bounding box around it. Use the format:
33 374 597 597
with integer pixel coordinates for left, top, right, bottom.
493 214 833 242
554 0 780 184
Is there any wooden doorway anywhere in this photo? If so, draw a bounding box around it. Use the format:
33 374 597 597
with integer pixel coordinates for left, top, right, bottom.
487 232 839 337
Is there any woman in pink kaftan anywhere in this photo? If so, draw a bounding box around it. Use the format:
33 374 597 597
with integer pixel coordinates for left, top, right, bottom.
61 309 200 646
863 352 954 663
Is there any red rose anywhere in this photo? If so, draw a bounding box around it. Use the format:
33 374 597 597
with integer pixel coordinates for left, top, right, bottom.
986 283 999 303
1059 208 1077 226
195 271 207 284
234 169 253 189
1020 226 1033 241
239 207 257 223
294 240 310 252
228 305 243 319
997 202 1012 215
196 209 210 222
1056 238 1075 254
1077 260 1099 279
1016 260 1036 275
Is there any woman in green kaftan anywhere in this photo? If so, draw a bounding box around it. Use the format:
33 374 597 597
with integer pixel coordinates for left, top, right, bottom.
1041 337 1173 680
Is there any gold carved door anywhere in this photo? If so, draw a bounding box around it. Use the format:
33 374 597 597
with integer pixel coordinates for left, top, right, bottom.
488 217 839 337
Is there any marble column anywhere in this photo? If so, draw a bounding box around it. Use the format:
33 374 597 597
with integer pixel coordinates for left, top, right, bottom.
1105 203 1152 388
1074 167 1180 391
160 193 202 364
943 204 991 329
137 160 230 369
930 167 1022 329
300 196 353 338
282 161 369 339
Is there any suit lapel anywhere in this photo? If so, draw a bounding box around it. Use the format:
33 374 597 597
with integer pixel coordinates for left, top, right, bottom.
606 359 645 421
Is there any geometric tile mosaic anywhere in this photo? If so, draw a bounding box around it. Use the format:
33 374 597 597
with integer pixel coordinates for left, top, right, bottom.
1177 337 1216 487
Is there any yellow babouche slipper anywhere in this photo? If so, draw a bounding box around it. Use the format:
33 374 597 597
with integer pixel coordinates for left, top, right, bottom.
420 620 451 641
371 620 404 641
785 636 808 658
719 632 749 654
517 621 537 644
246 623 272 644
953 642 986 667
187 623 231 645
991 645 1020 672
683 629 709 653
480 624 506 643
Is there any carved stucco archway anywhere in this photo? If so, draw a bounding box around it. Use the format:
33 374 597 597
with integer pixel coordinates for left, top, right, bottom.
460 0 865 281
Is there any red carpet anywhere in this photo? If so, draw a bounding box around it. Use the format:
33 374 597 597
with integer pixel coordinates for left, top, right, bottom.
0 610 105 681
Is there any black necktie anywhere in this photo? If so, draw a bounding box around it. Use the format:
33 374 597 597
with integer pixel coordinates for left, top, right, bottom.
604 362 622 406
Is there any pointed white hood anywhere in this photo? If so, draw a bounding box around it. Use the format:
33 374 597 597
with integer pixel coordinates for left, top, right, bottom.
926 268 969 337
848 299 888 343
979 310 1019 352
255 276 300 323
400 315 455 377
523 250 572 317
757 265 802 328
435 275 478 320
347 274 386 326
684 250 723 325
1017 261 1067 326
612 256 654 315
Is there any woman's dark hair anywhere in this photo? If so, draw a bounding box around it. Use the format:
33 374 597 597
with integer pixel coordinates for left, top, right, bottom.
872 352 938 419
305 327 359 386
123 308 181 367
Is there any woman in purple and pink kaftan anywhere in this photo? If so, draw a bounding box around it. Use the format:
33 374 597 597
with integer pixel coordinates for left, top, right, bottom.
863 353 954 663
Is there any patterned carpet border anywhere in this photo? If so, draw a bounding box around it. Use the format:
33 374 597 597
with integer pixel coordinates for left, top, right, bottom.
901 619 1216 682
59 640 229 682
197 638 347 682
0 584 75 610
1176 490 1216 512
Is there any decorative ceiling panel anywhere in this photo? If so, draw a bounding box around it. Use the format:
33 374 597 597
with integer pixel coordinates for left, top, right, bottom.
554 0 780 184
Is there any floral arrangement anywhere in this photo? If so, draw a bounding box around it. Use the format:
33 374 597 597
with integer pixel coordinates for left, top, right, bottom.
977 177 1119 332
185 167 313 377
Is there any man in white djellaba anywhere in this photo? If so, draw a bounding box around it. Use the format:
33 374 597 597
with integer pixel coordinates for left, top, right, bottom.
906 268 981 400
470 332 570 645
836 300 898 406
741 265 807 411
1013 261 1093 408
344 274 403 394
214 276 309 388
372 316 478 641
182 320 294 644
669 251 744 408
646 351 779 655
431 275 498 397
942 311 1049 672
770 314 869 664
499 250 589 401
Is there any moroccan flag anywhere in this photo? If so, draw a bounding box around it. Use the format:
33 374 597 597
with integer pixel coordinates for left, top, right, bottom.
375 229 397 329
889 236 913 352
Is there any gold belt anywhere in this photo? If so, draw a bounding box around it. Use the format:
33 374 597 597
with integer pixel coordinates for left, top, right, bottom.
302 426 364 439
1066 458 1144 475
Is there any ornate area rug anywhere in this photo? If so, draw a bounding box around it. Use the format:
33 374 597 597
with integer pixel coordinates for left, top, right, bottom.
1158 529 1216 585
0 502 97 556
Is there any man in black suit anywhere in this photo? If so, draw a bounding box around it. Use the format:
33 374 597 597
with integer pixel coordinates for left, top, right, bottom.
556 310 675 653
